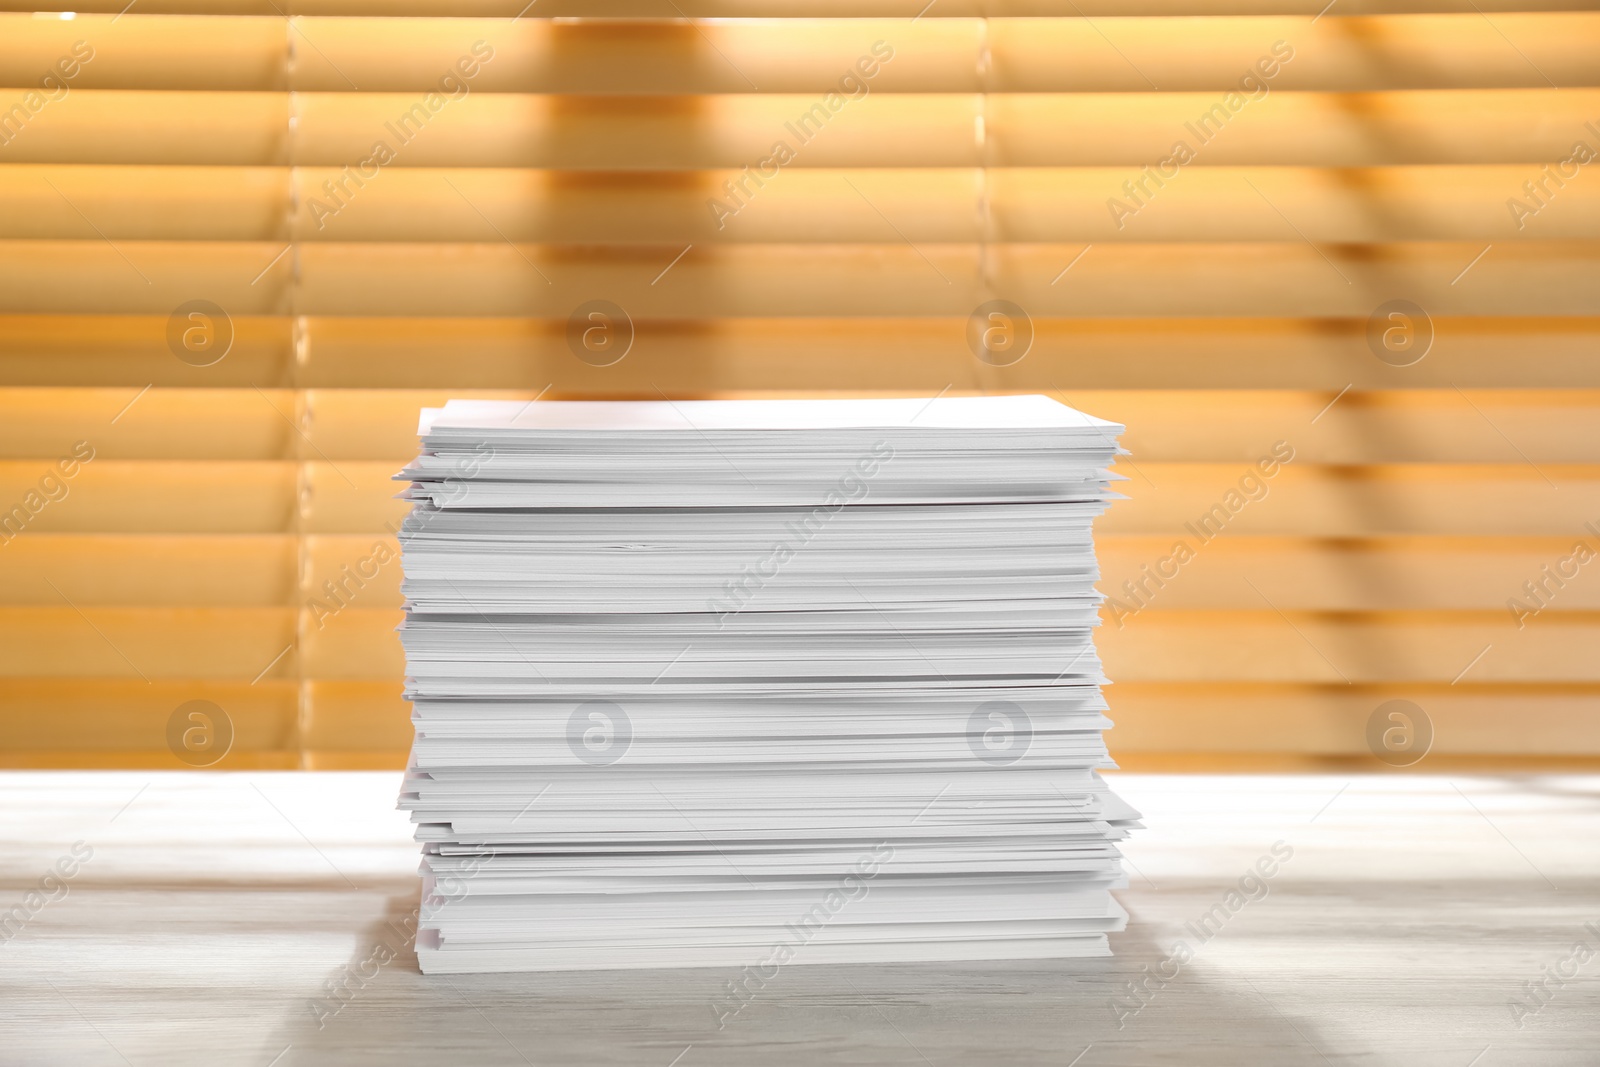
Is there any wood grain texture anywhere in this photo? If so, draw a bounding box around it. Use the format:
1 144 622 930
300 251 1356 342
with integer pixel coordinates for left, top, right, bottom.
1 771 1596 1065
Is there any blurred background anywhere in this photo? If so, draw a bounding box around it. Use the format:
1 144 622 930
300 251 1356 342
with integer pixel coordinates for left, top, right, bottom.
0 2 1595 772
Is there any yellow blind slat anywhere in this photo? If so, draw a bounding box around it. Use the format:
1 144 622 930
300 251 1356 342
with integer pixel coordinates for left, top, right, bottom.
3 90 1597 166
6 15 1598 92
2 165 1597 243
0 1 1591 15
1 316 1598 390
1 240 1596 316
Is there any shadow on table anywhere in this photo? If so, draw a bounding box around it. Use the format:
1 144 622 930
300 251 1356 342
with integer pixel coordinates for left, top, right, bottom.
259 884 1368 1067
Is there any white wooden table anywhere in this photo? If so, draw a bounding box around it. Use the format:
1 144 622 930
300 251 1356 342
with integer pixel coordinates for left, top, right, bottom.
3 771 1597 1066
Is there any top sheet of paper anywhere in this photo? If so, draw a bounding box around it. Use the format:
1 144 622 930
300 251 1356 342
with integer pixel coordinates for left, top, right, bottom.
418 395 1121 436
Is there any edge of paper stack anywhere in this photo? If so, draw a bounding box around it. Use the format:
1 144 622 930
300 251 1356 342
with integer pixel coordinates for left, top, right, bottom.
395 395 1142 974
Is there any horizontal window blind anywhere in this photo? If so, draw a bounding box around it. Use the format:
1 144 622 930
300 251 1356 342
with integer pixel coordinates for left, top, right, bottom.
1 7 1596 769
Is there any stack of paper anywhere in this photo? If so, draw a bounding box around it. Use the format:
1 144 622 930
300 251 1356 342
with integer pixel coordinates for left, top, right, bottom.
396 395 1140 974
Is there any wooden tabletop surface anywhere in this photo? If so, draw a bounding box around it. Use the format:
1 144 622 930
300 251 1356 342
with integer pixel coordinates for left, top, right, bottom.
2 771 1597 1066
